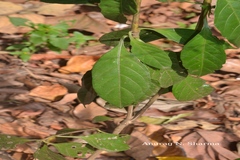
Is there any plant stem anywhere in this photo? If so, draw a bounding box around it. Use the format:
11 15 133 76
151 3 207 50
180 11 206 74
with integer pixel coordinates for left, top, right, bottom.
131 0 142 38
132 88 164 121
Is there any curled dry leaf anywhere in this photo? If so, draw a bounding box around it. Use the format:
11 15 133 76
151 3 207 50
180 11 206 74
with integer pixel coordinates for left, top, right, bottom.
163 120 220 131
59 55 101 74
181 129 240 160
29 84 68 101
149 129 186 157
125 131 153 160
221 59 240 74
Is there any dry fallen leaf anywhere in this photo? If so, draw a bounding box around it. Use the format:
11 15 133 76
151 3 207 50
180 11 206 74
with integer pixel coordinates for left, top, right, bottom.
0 14 45 34
36 4 75 16
125 131 153 160
59 55 101 74
45 14 111 34
73 102 107 121
181 130 240 160
221 59 240 74
0 1 23 15
29 84 68 101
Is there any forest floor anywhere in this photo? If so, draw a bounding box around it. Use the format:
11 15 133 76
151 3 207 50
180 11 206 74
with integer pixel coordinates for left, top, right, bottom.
0 0 240 160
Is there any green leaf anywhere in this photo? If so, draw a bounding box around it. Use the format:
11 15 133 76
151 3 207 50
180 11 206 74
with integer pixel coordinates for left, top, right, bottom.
8 17 29 27
20 53 31 62
129 33 172 69
0 134 30 150
215 0 240 47
99 29 130 46
29 31 46 46
53 142 94 158
99 29 165 47
151 52 187 88
6 44 27 51
180 27 226 76
34 144 65 160
81 133 130 152
148 28 195 44
92 38 151 108
99 0 128 23
172 75 213 101
92 116 112 123
49 37 69 50
122 0 137 15
77 70 97 105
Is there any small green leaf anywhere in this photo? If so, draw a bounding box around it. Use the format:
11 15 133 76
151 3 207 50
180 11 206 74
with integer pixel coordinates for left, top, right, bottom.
99 0 127 23
20 53 31 62
53 142 94 158
151 52 187 88
29 31 46 45
92 116 112 123
181 27 226 76
172 75 213 101
92 38 151 108
49 37 69 50
6 44 27 51
8 17 29 27
0 134 30 150
130 33 172 69
77 70 97 105
148 28 195 44
34 144 65 160
215 0 240 47
99 29 130 46
81 133 130 152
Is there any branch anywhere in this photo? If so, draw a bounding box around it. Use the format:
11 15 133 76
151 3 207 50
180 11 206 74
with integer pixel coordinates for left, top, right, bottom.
131 0 142 38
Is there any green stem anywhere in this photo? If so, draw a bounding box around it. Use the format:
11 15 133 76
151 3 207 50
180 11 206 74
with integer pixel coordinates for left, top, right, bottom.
131 0 142 38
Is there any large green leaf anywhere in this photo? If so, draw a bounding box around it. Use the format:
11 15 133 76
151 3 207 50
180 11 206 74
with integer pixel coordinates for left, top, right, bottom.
129 34 172 69
81 133 130 152
0 134 30 150
34 144 65 160
215 0 240 47
53 142 94 158
143 28 195 44
180 27 226 76
172 75 213 101
99 0 137 23
92 38 151 108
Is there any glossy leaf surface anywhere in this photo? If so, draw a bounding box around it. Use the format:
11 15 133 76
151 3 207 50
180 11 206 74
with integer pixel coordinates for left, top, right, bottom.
172 75 213 101
181 27 226 76
92 38 151 108
215 0 240 47
130 34 172 69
